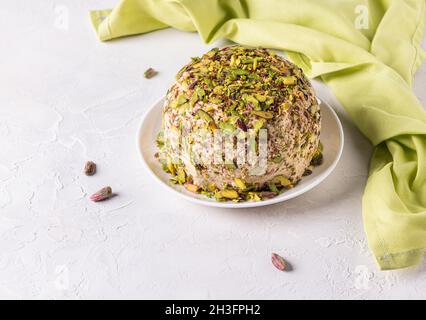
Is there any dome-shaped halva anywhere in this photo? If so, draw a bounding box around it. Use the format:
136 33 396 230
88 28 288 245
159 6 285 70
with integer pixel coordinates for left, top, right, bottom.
157 46 322 201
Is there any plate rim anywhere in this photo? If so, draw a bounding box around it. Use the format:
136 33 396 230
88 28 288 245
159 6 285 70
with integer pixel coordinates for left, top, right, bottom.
136 96 344 208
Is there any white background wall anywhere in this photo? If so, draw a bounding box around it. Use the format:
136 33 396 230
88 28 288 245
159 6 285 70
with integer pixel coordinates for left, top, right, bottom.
0 0 425 299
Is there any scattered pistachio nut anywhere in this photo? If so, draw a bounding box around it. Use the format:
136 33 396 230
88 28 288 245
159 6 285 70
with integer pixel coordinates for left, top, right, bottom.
144 67 158 79
84 161 96 176
271 253 287 271
90 186 113 202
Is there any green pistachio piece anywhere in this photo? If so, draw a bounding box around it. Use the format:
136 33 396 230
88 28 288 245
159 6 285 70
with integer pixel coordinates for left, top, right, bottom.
281 76 297 85
253 119 265 131
206 48 218 57
270 65 281 73
310 104 319 115
215 189 239 200
253 58 258 70
231 69 248 76
181 80 189 90
255 94 266 102
177 94 188 105
196 87 205 99
227 115 240 123
252 111 274 119
234 178 246 190
185 184 199 193
176 65 187 79
204 105 214 112
179 102 189 111
265 96 274 106
197 109 214 123
247 192 261 202
213 86 224 94
205 78 214 89
272 156 283 163
281 101 291 112
243 94 259 109
169 99 179 109
156 131 164 147
210 98 223 104
219 122 236 132
225 163 236 170
176 167 186 184
166 156 176 175
189 91 198 107
273 175 292 187
268 182 279 193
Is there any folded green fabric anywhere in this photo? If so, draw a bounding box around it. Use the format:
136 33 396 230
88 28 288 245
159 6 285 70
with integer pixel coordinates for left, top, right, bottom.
91 0 426 270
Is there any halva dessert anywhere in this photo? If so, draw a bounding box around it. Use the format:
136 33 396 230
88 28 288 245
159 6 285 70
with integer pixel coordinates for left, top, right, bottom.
156 46 322 202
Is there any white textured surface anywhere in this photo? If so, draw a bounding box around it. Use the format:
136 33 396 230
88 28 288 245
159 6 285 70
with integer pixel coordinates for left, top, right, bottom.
1 0 426 299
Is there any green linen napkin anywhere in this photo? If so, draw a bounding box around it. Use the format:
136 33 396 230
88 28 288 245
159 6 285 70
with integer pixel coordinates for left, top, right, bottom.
90 0 426 270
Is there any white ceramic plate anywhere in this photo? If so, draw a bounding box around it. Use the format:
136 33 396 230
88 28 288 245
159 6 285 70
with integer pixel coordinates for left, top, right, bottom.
137 96 344 208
